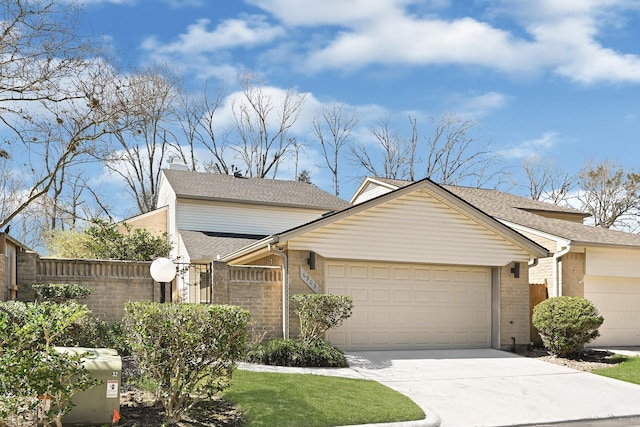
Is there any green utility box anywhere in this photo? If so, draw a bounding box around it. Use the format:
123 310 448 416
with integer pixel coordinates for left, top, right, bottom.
53 347 122 426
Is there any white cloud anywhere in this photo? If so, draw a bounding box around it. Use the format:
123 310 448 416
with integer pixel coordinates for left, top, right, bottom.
244 0 640 85
142 16 285 54
454 92 509 118
499 132 560 159
246 0 416 26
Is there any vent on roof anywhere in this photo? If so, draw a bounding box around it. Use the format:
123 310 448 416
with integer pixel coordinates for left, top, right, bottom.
169 161 189 171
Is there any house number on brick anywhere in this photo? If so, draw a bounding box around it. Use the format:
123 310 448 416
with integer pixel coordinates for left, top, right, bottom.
300 267 320 294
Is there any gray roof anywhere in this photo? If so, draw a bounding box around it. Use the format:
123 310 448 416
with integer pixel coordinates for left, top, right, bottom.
180 230 263 260
371 177 640 248
163 169 350 211
444 185 640 248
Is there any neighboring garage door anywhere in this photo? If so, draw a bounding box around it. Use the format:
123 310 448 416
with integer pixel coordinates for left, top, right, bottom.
584 276 640 346
325 260 492 350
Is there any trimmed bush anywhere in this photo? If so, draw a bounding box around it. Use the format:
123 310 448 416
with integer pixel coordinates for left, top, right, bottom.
532 296 604 357
123 302 250 424
31 283 92 303
245 338 348 368
292 294 354 345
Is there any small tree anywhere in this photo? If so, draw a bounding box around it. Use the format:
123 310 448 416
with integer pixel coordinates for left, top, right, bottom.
123 302 250 424
532 296 604 357
292 294 354 345
46 219 172 261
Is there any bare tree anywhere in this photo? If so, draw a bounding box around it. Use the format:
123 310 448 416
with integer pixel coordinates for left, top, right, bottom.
423 113 502 186
231 71 307 178
577 160 640 229
522 157 575 203
312 103 359 196
349 115 411 180
102 66 180 213
348 113 504 187
0 0 115 231
171 82 231 173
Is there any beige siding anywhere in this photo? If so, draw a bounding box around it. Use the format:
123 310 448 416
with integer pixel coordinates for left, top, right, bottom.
122 207 168 236
586 247 640 277
176 200 326 235
289 190 532 267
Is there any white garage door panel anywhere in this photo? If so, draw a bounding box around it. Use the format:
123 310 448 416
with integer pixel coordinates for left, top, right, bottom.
585 275 640 346
326 261 491 350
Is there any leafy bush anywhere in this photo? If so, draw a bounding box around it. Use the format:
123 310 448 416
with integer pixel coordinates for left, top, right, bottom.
123 302 250 424
245 338 348 368
0 301 100 427
46 218 172 261
56 317 131 356
292 294 354 345
532 296 604 357
32 283 93 303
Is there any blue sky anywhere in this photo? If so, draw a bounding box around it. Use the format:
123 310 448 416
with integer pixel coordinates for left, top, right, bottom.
78 0 640 210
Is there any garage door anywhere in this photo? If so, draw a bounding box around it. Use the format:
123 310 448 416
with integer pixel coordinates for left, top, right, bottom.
325 261 492 350
584 276 640 346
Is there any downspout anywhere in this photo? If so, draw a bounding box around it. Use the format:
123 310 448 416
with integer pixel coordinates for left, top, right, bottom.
268 243 289 339
552 245 571 297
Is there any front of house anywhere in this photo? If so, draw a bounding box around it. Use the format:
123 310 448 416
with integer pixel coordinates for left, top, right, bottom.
125 169 640 350
220 178 548 351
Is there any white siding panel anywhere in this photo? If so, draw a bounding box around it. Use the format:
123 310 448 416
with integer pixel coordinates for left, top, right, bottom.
586 247 640 278
352 183 394 204
290 190 530 267
585 275 640 346
176 200 326 235
326 260 491 350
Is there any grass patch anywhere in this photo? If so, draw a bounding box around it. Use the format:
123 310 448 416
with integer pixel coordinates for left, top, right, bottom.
224 370 425 427
592 355 640 385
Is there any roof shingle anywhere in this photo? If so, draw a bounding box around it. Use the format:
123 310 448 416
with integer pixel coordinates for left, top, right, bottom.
163 169 350 211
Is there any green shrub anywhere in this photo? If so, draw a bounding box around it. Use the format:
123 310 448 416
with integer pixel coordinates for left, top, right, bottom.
292 294 354 345
532 296 604 357
245 338 348 368
0 301 100 427
56 317 131 356
31 283 93 303
123 302 250 424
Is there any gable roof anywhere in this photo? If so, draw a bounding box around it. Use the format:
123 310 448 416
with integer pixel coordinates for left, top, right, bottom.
358 177 640 249
162 169 350 211
222 177 549 263
445 186 640 248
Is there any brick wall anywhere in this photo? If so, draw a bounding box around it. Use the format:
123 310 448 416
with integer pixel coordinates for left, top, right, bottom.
529 257 553 290
500 262 530 350
561 252 585 297
17 254 159 322
212 261 283 340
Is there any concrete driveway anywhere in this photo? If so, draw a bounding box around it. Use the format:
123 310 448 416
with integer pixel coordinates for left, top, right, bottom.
240 348 640 427
345 349 640 427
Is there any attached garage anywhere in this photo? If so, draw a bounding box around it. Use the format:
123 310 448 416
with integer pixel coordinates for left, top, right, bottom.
326 261 492 350
223 178 549 351
585 276 640 346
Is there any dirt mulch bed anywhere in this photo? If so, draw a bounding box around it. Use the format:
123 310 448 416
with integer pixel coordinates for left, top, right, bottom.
518 347 624 372
117 356 244 427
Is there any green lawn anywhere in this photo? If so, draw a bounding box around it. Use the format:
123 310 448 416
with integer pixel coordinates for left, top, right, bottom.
593 356 640 385
223 370 425 427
